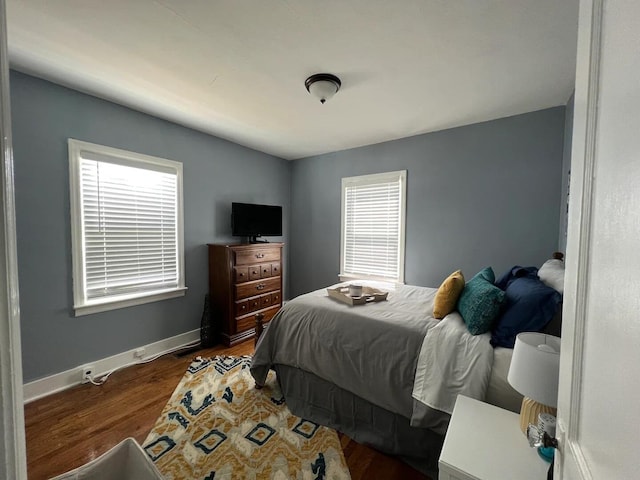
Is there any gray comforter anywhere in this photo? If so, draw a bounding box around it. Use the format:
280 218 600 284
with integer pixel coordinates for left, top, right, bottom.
250 282 493 426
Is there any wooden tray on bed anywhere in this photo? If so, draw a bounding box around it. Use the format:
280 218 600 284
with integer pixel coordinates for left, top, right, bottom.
327 286 388 306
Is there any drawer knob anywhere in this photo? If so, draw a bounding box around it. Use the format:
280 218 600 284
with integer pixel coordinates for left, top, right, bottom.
256 253 265 258
257 283 266 290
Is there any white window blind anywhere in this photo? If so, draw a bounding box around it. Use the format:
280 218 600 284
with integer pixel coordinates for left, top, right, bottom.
341 170 406 282
69 140 185 315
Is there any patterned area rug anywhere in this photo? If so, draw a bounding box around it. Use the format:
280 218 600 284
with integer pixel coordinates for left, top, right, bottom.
143 356 351 480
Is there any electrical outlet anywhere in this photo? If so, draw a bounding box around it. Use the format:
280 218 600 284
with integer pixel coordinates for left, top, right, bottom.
80 364 95 384
134 347 146 359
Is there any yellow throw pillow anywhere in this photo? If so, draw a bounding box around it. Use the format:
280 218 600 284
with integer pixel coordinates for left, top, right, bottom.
433 270 466 319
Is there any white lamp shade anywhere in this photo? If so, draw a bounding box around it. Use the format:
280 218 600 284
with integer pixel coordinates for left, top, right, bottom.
507 332 561 408
307 80 339 103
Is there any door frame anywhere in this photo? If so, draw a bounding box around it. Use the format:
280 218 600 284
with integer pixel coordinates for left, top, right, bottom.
555 0 602 478
0 0 27 478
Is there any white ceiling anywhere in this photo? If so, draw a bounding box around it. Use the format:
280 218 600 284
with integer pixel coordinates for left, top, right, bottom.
6 0 579 160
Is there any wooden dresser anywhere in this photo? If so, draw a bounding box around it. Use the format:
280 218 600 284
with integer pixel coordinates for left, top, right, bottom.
208 243 283 346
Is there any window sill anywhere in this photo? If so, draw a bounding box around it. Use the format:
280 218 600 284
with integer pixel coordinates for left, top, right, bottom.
338 273 405 285
74 287 188 316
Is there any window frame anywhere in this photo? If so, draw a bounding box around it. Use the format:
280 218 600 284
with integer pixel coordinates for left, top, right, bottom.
68 139 186 316
339 170 407 284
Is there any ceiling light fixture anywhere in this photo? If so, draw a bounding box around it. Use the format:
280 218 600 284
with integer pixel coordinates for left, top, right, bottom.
305 73 341 104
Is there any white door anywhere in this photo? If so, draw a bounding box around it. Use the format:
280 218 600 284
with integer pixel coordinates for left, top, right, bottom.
557 0 640 478
0 0 27 479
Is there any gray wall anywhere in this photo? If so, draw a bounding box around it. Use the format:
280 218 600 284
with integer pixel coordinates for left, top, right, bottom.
559 93 574 253
10 71 291 382
290 107 566 297
10 69 567 382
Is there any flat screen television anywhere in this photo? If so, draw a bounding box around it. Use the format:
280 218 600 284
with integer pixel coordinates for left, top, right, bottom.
231 202 282 242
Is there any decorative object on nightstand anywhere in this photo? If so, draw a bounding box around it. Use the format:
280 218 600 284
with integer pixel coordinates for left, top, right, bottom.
526 412 558 462
507 332 561 480
507 332 561 435
526 418 559 480
534 413 557 461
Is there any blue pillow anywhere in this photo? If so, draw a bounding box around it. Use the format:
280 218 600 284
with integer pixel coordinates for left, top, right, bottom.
495 266 538 290
457 268 506 335
491 276 562 348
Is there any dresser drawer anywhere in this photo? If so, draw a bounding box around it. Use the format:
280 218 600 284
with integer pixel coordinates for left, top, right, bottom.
271 291 281 305
260 294 273 308
239 292 276 316
235 247 280 265
260 263 272 278
235 277 280 300
236 305 280 333
248 265 261 281
271 262 281 276
234 267 249 283
236 299 250 317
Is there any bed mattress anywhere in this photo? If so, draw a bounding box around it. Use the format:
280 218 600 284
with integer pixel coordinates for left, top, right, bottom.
251 282 500 428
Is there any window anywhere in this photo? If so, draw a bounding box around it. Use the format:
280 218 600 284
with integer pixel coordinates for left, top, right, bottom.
340 170 407 283
69 139 186 316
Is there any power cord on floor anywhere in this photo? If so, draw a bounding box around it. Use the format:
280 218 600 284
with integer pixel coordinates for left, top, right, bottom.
85 340 201 386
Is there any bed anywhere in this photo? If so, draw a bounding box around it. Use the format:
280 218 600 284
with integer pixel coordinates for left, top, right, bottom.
250 257 564 477
251 284 500 474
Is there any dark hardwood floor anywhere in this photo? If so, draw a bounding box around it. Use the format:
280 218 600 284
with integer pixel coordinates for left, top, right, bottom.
25 340 430 480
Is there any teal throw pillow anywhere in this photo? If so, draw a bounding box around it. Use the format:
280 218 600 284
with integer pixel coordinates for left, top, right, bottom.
457 267 505 335
476 266 495 283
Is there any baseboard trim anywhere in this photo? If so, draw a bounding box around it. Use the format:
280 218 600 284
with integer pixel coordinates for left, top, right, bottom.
23 329 201 404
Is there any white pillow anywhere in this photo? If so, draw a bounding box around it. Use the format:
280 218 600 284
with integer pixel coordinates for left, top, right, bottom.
538 259 564 294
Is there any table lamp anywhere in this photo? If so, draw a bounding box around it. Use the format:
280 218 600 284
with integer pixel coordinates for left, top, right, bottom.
507 332 561 434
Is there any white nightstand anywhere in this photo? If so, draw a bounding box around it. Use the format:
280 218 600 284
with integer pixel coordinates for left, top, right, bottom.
439 395 549 480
